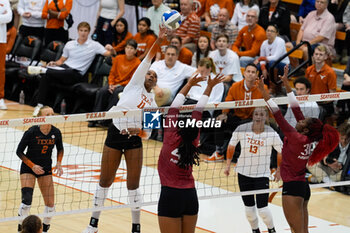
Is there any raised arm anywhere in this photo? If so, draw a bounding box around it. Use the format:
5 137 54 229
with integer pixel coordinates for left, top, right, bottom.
128 26 167 86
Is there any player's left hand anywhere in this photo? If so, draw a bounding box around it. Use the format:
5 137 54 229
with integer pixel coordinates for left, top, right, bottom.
274 167 281 182
188 73 206 87
207 73 224 87
53 164 63 176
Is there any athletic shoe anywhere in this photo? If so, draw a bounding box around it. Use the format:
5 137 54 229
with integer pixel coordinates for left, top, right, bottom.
27 66 44 75
32 104 43 117
82 226 98 233
204 152 224 163
0 98 7 110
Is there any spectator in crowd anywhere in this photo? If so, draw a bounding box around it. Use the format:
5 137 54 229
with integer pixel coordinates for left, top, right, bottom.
286 0 336 60
298 0 316 23
210 8 238 50
308 122 350 184
204 63 269 162
93 0 125 46
231 0 260 31
133 17 157 61
186 57 224 105
176 0 200 52
156 32 194 65
169 36 193 65
42 0 73 45
330 0 350 64
9 0 20 28
338 58 350 125
210 34 242 85
21 215 43 233
191 35 211 67
6 11 16 54
305 45 337 121
255 24 290 80
343 2 350 63
258 0 291 41
203 0 234 31
194 0 206 18
151 45 197 106
110 17 133 55
146 0 171 36
88 39 140 128
0 0 12 110
232 9 266 68
17 0 46 40
27 22 115 116
284 77 320 127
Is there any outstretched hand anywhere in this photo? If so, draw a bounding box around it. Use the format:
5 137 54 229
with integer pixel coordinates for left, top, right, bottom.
279 65 289 85
257 75 265 92
158 25 167 39
187 74 206 87
207 73 225 87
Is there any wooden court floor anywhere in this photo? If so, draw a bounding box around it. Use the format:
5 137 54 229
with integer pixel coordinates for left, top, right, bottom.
0 100 350 232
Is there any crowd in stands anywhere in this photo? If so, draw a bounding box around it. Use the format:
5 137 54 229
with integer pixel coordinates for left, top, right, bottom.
2 0 350 189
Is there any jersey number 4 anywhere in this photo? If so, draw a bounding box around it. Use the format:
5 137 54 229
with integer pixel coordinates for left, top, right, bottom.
42 145 48 154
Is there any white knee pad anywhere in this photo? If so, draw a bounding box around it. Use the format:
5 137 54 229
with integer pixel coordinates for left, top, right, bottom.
258 206 274 229
43 206 55 225
18 203 31 224
245 206 259 229
93 185 109 207
128 189 143 211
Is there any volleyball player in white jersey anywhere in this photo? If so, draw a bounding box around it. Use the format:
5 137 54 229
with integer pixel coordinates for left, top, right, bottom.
224 107 282 233
83 26 166 233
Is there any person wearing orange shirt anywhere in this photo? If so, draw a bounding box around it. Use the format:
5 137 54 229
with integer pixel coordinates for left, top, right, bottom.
305 45 337 120
194 0 206 18
203 0 234 31
110 18 133 54
204 63 269 162
133 17 157 60
232 9 266 68
156 33 194 65
42 0 72 46
88 39 141 127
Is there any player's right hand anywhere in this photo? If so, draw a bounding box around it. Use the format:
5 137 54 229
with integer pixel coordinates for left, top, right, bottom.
224 165 230 176
32 165 45 175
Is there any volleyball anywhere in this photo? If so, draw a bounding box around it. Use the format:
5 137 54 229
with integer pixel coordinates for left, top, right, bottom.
162 10 182 30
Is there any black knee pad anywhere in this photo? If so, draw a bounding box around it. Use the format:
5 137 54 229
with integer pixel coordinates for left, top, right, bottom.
21 187 33 205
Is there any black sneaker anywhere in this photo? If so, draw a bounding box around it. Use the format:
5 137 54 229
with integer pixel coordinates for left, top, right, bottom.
132 223 140 233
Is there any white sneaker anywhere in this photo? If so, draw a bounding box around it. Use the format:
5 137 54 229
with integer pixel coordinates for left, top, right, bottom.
82 226 98 233
27 66 45 75
0 98 7 110
32 104 43 117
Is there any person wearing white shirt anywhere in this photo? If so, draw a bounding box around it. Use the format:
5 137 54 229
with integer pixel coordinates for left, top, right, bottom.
209 34 243 85
27 22 115 116
255 24 290 81
231 0 260 31
151 45 197 106
94 0 125 46
284 77 320 127
0 0 12 110
187 57 224 104
17 0 46 39
146 0 170 36
225 107 282 233
83 25 167 233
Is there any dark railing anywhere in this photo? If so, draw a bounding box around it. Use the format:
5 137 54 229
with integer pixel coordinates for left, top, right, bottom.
269 41 313 85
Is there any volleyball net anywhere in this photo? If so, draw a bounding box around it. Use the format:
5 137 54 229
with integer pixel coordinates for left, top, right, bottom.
1 92 350 222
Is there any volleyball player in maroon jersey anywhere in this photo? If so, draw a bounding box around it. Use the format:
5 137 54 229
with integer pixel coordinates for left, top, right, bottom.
157 73 224 233
257 66 339 233
16 106 64 233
